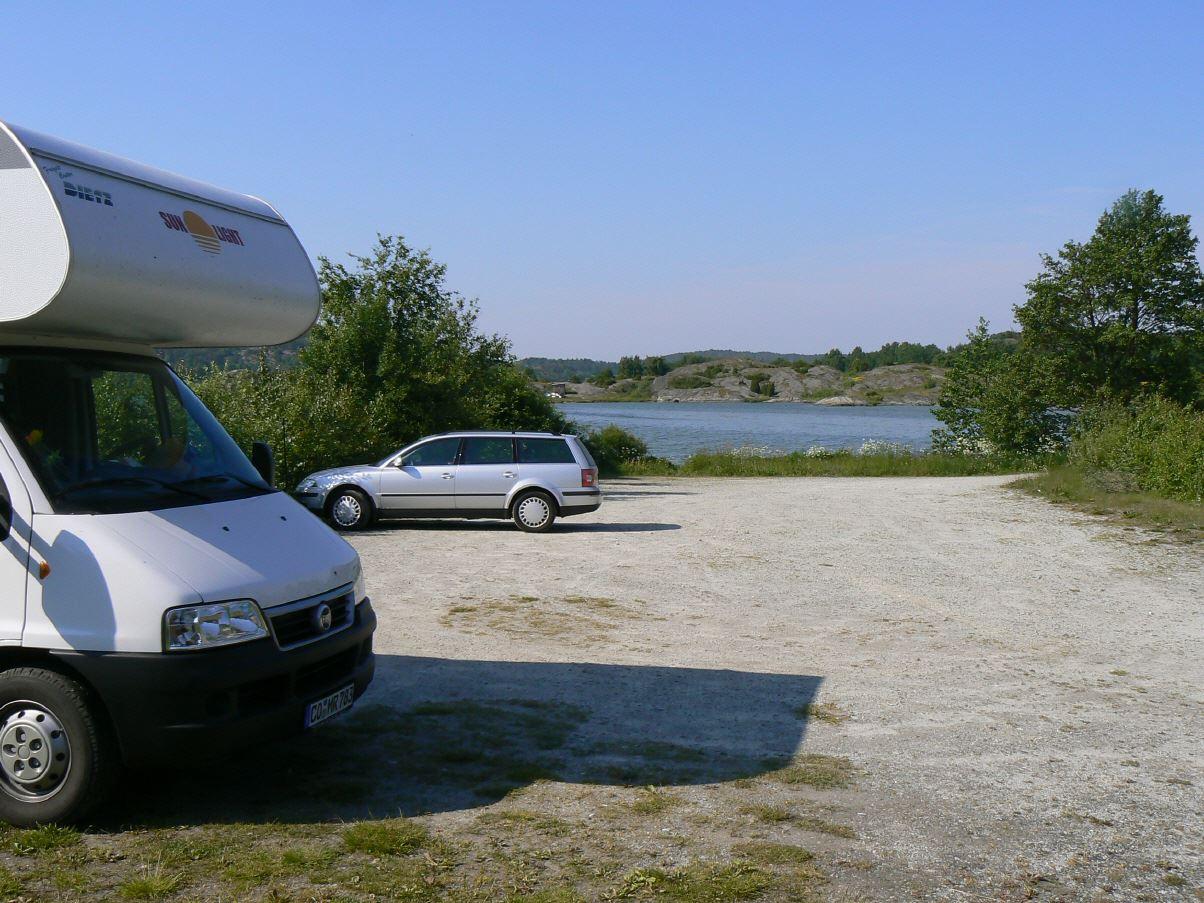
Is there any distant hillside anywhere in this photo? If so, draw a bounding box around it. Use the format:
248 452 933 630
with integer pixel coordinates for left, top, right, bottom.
519 357 617 382
161 339 306 372
555 356 947 405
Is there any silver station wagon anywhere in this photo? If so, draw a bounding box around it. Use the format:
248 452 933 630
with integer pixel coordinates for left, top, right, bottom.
294 431 601 533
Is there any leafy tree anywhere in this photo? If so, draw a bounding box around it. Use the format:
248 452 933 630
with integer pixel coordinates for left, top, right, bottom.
190 235 567 486
589 367 617 387
617 356 645 379
644 356 671 376
820 348 847 371
932 320 1064 456
847 346 869 373
1017 189 1203 406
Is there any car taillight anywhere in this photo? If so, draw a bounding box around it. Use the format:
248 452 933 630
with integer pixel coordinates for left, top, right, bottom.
581 468 597 487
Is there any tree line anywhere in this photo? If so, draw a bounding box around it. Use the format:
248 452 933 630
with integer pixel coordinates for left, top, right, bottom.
933 189 1203 458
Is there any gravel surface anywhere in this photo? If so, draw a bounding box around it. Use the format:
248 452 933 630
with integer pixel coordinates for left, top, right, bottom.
351 475 1203 901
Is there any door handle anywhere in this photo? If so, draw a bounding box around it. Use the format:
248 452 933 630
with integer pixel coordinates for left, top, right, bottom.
502 471 516 478
441 473 455 479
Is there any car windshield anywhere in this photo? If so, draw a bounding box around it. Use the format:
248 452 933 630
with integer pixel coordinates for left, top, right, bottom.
0 349 274 514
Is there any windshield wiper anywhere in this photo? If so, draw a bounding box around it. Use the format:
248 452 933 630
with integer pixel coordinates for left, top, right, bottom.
172 474 275 494
56 476 212 502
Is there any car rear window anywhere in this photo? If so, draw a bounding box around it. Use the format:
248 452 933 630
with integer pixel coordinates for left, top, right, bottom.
517 437 576 464
461 437 515 465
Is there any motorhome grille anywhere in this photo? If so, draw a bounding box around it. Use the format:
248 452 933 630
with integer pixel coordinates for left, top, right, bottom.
295 648 358 699
269 592 354 649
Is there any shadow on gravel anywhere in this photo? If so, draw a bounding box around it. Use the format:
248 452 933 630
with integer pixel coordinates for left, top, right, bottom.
109 655 821 827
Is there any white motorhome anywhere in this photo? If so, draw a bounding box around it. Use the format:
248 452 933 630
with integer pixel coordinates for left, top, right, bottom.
0 121 375 825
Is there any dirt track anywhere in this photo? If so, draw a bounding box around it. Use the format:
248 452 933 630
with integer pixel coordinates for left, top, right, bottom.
353 475 1203 900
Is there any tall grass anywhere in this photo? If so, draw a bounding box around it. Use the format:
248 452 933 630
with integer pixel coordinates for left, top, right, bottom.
1069 397 1203 502
676 448 1031 477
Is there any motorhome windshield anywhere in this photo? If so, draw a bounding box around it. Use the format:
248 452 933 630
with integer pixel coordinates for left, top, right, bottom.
0 349 273 514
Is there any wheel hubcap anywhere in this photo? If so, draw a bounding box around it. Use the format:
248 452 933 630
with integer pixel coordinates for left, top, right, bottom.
517 497 550 528
332 494 362 527
0 703 71 801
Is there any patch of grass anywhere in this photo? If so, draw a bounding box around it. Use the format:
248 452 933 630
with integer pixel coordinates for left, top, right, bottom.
629 787 683 814
794 702 849 725
739 803 794 824
118 860 185 900
738 804 855 837
617 457 679 477
796 816 856 838
767 753 856 789
343 818 431 856
680 450 1030 477
734 841 814 866
440 594 650 645
0 867 22 897
477 809 574 836
1013 466 1203 540
587 739 707 763
8 824 81 855
607 863 771 901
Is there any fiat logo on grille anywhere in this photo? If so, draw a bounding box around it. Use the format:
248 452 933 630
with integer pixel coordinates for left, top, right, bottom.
313 603 334 633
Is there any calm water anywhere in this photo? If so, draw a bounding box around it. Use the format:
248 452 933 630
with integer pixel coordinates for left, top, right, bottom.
560 402 940 463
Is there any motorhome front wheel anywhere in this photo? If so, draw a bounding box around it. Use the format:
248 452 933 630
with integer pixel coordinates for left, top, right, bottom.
0 669 115 826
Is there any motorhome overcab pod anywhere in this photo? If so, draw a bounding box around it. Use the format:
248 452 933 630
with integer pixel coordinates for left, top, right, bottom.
0 121 375 825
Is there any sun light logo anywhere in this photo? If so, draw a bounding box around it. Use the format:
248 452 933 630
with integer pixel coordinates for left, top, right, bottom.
158 210 245 255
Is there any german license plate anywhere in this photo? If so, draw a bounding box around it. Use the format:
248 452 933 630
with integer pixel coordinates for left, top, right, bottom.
305 683 355 728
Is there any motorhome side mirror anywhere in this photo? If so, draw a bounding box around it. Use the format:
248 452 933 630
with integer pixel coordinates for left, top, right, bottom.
251 441 275 488
0 475 10 542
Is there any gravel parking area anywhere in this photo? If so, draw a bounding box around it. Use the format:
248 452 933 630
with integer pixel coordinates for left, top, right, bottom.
351 475 1203 900
9 476 1196 901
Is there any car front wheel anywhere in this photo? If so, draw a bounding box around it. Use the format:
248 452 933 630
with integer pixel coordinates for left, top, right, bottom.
0 668 116 826
327 488 372 531
512 491 557 533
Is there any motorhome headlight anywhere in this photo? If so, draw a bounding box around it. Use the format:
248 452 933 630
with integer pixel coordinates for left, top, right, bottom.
353 561 367 603
164 600 268 651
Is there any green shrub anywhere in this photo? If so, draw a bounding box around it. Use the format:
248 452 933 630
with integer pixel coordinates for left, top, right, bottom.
667 375 712 390
1069 397 1203 502
579 425 649 475
680 449 1030 477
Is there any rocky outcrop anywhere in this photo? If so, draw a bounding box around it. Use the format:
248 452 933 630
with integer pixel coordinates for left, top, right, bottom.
551 359 945 405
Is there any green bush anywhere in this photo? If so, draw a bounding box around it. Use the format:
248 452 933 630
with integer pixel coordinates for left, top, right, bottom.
680 449 1031 477
187 236 568 488
667 375 712 390
1069 397 1204 502
578 424 649 475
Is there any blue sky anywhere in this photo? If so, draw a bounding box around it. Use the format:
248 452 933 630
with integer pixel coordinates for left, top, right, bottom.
3 2 1201 359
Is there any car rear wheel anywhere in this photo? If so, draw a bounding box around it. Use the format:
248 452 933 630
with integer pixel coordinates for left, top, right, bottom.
512 490 557 533
0 668 116 826
327 488 372 531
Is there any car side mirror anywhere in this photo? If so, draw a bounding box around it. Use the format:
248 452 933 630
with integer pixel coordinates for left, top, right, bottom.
251 441 275 487
0 475 10 542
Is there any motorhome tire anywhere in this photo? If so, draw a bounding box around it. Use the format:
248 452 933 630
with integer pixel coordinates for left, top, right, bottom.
0 668 116 826
512 490 557 533
327 488 372 531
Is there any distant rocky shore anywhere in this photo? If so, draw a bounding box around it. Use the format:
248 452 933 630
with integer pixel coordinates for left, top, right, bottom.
543 358 944 405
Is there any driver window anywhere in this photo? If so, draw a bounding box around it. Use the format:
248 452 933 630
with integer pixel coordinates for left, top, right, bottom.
400 437 461 467
93 371 161 466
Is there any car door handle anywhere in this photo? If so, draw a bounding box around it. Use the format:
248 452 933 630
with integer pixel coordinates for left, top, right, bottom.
442 473 455 479
502 471 516 478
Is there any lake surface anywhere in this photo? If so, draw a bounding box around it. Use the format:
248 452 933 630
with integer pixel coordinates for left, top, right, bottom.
560 402 940 463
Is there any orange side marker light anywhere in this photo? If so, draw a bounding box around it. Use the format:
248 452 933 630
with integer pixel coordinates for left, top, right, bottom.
38 561 50 579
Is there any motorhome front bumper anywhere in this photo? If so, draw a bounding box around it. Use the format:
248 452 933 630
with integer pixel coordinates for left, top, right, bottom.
54 599 376 766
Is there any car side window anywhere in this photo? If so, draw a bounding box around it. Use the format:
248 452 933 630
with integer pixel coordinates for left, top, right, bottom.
517 438 576 464
461 437 515 465
400 437 461 467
